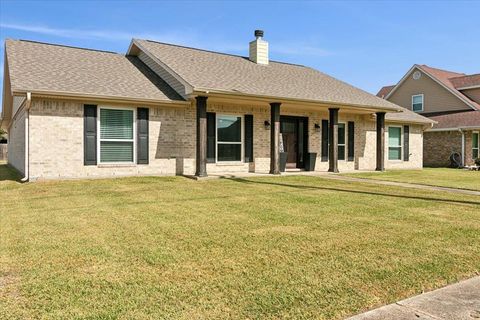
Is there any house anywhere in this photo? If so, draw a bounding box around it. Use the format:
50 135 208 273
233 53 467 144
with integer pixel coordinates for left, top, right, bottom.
1 30 433 180
378 65 480 167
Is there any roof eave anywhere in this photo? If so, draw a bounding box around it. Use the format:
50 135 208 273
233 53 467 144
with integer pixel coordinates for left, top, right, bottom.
191 88 400 113
12 89 190 106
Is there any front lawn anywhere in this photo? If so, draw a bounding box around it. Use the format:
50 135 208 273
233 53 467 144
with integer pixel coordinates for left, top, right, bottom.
1 164 480 319
344 168 480 191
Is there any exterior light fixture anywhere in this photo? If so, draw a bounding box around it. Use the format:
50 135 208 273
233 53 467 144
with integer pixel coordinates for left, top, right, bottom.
314 123 321 131
264 120 271 129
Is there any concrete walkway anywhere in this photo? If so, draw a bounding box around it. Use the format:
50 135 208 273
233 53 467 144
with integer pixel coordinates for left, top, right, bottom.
188 171 480 196
347 276 480 320
319 175 480 196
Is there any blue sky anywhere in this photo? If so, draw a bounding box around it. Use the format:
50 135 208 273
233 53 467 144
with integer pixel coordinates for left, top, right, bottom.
1 0 479 109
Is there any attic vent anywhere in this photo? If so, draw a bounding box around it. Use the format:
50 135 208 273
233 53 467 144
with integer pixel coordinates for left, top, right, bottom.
413 71 421 80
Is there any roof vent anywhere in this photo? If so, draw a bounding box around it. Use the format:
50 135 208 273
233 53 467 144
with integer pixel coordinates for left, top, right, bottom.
249 30 269 65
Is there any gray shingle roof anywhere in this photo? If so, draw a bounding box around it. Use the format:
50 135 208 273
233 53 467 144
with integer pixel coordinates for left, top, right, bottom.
385 107 436 124
135 39 404 110
5 39 184 102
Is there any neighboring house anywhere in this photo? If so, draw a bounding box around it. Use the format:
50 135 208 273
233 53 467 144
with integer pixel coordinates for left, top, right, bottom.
378 65 480 167
1 31 433 180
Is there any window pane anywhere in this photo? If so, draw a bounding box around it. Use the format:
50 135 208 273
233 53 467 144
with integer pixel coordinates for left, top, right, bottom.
473 149 479 159
100 109 133 139
218 144 241 162
388 127 401 146
338 146 345 160
389 147 401 160
281 121 295 133
338 123 345 144
100 141 133 162
412 95 423 104
473 133 479 148
413 103 423 112
217 116 241 142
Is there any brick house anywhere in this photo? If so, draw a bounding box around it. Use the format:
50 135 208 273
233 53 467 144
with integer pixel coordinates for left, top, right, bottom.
1 31 433 181
378 65 480 167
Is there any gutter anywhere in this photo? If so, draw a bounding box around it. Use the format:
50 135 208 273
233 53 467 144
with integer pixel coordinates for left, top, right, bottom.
12 89 190 107
21 92 32 182
426 125 480 132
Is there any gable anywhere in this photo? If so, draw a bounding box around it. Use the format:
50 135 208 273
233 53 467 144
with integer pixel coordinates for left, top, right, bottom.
460 88 480 104
387 67 472 114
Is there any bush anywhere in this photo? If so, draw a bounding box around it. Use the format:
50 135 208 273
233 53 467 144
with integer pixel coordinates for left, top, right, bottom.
475 158 480 166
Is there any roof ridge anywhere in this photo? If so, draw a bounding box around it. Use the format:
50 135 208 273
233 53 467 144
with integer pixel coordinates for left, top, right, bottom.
420 64 465 76
12 39 121 55
138 38 307 68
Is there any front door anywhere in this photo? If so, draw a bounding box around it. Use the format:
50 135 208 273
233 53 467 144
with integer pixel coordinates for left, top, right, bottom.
280 116 308 169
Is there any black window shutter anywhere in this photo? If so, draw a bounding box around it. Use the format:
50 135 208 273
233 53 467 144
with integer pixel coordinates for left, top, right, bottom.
207 112 216 163
321 119 329 161
84 105 97 165
403 125 410 161
348 121 355 161
137 108 149 164
244 114 254 163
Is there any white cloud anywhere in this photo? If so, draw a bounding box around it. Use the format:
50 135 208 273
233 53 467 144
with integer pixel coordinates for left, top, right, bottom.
0 22 197 45
0 22 331 57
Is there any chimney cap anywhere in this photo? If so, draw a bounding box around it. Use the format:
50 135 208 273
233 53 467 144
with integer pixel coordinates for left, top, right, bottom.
254 30 264 38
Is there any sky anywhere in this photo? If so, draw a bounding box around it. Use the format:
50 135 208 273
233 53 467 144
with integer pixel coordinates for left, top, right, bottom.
1 0 479 110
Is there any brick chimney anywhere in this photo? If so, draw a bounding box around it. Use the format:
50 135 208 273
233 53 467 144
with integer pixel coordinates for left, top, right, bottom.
249 30 269 65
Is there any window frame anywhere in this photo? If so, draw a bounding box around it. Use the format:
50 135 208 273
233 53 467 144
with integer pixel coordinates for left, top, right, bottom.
388 125 403 161
324 122 348 161
411 94 424 112
215 114 244 164
97 106 136 165
472 131 479 159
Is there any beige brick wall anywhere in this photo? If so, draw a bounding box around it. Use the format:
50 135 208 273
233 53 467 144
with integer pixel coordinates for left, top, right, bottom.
28 99 196 180
26 98 424 180
7 108 26 175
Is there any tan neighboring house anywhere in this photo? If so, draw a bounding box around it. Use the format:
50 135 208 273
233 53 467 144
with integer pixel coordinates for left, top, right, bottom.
1 31 433 181
378 64 480 167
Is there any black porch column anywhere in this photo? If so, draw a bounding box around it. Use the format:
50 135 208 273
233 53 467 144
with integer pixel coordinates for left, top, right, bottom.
195 96 208 177
376 112 386 171
328 108 339 173
270 102 281 174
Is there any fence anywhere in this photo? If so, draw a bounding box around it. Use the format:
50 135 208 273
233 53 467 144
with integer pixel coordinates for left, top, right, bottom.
0 144 7 161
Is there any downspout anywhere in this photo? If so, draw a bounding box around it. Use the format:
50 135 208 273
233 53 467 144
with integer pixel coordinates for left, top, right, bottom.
459 129 465 167
21 92 32 182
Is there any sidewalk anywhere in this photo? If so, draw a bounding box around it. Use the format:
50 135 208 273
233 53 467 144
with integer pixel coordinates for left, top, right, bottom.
323 175 480 196
347 276 480 320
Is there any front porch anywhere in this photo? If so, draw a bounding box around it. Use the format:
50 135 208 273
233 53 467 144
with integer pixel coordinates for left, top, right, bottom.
193 96 391 178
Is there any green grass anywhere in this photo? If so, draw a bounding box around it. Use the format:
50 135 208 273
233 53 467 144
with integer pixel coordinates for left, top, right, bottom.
1 164 480 319
343 168 480 191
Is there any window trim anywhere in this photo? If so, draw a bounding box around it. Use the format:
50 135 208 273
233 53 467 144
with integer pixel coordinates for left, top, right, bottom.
388 125 403 161
411 94 424 112
472 131 479 159
97 106 136 165
215 114 244 164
